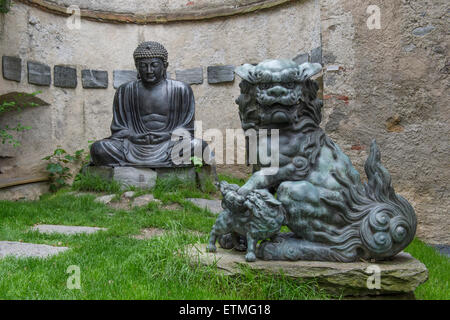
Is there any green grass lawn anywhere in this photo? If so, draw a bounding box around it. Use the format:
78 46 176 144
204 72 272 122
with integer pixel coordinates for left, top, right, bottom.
0 177 330 300
0 175 448 300
404 239 450 300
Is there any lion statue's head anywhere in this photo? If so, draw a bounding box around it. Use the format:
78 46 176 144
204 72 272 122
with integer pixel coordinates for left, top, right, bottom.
234 59 323 131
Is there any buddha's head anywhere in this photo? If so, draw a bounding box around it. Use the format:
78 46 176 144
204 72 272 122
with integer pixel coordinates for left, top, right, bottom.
133 41 168 85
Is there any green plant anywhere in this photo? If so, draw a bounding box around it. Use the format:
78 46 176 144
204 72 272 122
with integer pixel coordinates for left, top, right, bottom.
42 147 85 192
72 172 122 194
405 238 450 300
0 91 41 147
0 0 11 14
190 156 203 173
217 173 247 187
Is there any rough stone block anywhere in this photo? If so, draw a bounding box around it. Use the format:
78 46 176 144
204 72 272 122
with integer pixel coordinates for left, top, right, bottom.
156 167 196 182
83 166 156 189
293 53 309 64
196 165 218 192
310 46 322 64
54 65 77 88
2 56 21 82
207 65 235 84
81 69 108 88
175 67 203 85
82 165 113 180
187 244 429 297
82 166 202 189
114 167 157 189
27 61 51 86
113 70 137 88
0 241 68 258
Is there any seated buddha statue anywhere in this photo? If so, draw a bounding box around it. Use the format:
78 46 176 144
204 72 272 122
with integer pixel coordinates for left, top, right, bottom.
90 41 211 167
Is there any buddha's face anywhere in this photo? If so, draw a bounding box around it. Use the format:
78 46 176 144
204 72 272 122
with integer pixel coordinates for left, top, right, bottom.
136 58 166 84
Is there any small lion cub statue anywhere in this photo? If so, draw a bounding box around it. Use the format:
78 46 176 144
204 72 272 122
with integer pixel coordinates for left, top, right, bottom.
206 181 285 262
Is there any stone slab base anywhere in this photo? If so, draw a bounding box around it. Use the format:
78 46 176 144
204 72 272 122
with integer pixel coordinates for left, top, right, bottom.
0 241 68 258
186 243 428 297
82 166 157 190
83 165 217 191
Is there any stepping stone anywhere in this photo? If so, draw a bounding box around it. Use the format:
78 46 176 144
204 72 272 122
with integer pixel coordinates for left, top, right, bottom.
94 194 116 204
132 228 166 240
187 244 428 297
155 167 196 182
31 224 107 235
132 194 161 207
115 167 157 189
0 241 68 258
187 198 222 214
122 191 136 199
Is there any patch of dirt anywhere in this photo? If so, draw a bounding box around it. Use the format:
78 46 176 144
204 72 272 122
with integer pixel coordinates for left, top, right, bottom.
107 200 131 210
132 228 167 240
161 203 183 211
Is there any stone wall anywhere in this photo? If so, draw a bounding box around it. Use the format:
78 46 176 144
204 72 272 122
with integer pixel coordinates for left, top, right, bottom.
0 0 448 244
320 0 449 244
0 0 321 178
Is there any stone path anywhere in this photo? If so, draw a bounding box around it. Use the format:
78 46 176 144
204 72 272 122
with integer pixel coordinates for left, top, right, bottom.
0 241 68 258
132 194 161 207
187 198 222 214
94 194 116 204
0 224 107 259
94 193 161 209
31 224 107 235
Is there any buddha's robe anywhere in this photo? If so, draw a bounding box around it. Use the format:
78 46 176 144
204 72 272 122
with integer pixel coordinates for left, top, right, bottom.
90 79 196 167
